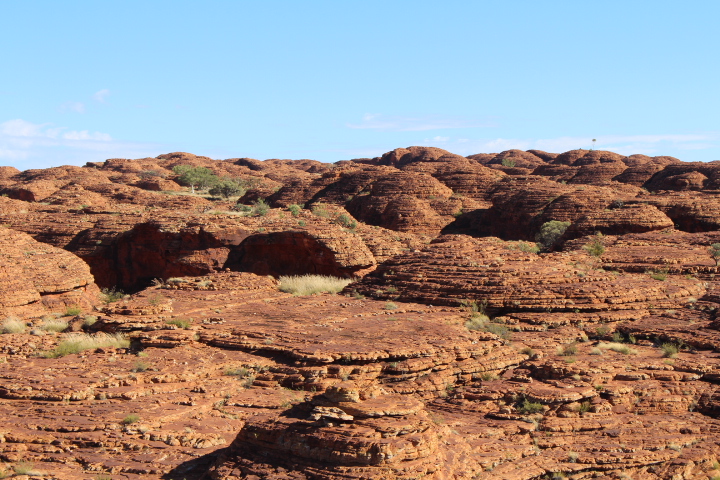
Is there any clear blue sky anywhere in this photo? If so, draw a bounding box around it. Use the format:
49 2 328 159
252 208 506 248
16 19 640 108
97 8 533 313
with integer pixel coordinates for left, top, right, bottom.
1 1 719 169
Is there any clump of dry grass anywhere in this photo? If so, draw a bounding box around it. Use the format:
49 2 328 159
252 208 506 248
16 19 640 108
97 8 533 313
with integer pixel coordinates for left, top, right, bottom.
597 342 637 355
279 275 352 296
1 317 26 334
42 333 129 358
41 318 69 333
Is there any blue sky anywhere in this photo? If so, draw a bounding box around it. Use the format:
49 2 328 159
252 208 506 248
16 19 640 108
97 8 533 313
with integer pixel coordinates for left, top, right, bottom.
1 1 719 169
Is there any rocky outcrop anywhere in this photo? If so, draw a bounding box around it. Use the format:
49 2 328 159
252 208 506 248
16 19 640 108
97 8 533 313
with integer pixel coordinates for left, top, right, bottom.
0 226 100 317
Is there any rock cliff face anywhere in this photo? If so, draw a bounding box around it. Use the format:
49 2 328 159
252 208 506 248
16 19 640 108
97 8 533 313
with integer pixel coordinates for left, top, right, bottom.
2 147 720 480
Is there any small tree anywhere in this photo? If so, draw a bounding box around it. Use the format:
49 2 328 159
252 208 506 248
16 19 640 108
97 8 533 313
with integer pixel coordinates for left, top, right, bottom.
536 220 571 251
709 243 720 266
172 166 218 193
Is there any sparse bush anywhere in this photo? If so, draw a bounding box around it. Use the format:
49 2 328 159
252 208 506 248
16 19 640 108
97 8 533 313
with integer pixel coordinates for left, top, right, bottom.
583 233 606 258
484 323 511 340
598 342 637 355
41 318 69 333
42 333 129 358
13 461 37 475
101 287 125 304
536 220 571 251
122 414 140 424
1 317 26 334
63 306 82 317
209 178 245 198
335 214 357 229
384 302 398 310
661 343 679 358
501 158 517 168
167 318 192 329
576 401 591 413
648 268 668 281
288 204 302 217
517 398 544 414
83 315 98 327
558 342 578 356
252 199 270 217
132 361 150 372
279 274 352 296
311 203 331 218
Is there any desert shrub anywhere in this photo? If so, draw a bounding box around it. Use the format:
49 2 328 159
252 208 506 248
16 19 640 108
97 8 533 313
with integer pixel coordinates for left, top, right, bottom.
598 342 637 355
384 301 398 310
311 203 331 218
100 287 125 303
335 214 357 229
13 462 37 475
583 233 606 257
484 323 511 340
517 398 544 414
41 318 69 332
122 414 140 424
209 178 245 198
278 275 352 296
42 333 129 358
501 158 517 168
288 204 302 217
1 317 26 334
252 199 270 217
63 306 82 317
166 318 192 329
648 268 668 281
536 220 571 251
132 360 150 372
83 315 98 327
517 241 540 253
661 342 679 358
558 343 578 356
576 401 592 413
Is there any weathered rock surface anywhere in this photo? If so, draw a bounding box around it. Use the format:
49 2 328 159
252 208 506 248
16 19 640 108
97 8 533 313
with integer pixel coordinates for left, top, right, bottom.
2 147 720 480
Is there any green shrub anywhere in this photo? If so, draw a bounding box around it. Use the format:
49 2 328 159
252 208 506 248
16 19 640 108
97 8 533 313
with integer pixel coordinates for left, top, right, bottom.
1 317 26 334
648 268 668 281
598 342 637 355
536 220 571 251
122 414 140 424
661 343 679 358
335 214 357 229
101 287 125 304
13 462 37 475
209 178 245 198
384 302 398 310
288 204 302 217
166 318 192 329
132 361 150 372
501 158 517 168
576 401 592 413
83 315 98 327
63 306 82 317
517 398 544 414
42 333 130 358
279 274 352 296
311 203 331 218
583 234 606 257
252 199 270 217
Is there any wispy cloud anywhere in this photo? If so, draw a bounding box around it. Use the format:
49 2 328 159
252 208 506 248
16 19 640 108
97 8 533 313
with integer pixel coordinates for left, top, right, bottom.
93 89 110 103
0 119 162 169
347 113 494 132
60 101 85 114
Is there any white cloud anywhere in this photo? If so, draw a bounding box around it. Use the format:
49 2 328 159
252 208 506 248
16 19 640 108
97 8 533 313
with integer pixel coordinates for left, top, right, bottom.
60 101 85 113
93 89 110 103
0 118 162 169
347 113 494 132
